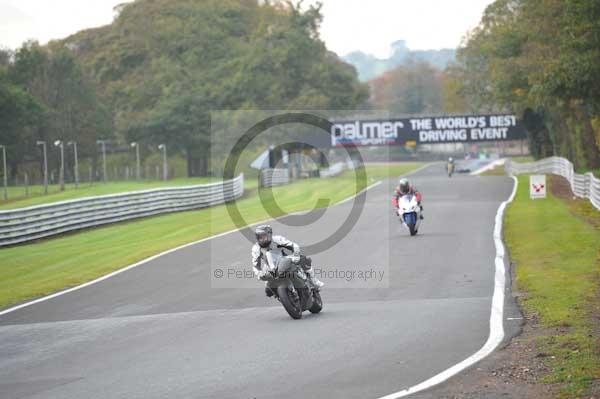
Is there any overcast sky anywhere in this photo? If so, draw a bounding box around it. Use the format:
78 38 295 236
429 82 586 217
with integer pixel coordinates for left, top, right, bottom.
0 0 493 57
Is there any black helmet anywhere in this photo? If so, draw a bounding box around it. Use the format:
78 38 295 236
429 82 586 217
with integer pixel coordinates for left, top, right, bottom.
255 225 273 248
398 178 410 195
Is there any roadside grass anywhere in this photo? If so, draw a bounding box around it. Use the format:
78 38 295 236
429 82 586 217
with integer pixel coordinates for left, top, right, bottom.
505 175 600 398
0 163 417 211
481 166 507 176
0 177 221 210
510 155 535 163
0 163 421 309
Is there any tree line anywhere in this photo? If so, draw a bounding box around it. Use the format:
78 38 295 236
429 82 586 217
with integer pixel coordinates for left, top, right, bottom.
0 0 368 181
447 0 600 169
370 0 600 170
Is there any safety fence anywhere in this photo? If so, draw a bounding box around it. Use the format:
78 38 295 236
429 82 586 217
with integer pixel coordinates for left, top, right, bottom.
0 174 244 247
506 156 599 210
259 168 290 187
262 160 361 183
320 160 360 178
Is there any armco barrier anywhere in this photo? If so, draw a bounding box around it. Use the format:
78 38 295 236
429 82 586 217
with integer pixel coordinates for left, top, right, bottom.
319 162 346 178
260 168 290 187
0 174 244 247
506 157 599 210
320 160 361 178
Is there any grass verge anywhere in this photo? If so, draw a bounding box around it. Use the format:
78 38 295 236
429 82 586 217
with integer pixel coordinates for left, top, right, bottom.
505 175 600 398
0 163 421 309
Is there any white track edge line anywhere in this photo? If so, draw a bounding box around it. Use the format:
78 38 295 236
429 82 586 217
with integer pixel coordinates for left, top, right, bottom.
376 175 519 399
0 177 388 317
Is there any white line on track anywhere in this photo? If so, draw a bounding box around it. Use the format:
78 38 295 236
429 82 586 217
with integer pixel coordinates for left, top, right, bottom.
376 175 519 399
0 177 386 317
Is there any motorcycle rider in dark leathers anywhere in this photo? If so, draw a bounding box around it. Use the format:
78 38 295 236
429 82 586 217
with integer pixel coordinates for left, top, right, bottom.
251 225 324 297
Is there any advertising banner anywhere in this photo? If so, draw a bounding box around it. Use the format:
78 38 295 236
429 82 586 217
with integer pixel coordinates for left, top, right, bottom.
330 114 527 147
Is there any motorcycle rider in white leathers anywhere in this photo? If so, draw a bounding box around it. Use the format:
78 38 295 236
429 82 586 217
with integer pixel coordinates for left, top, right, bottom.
251 225 324 296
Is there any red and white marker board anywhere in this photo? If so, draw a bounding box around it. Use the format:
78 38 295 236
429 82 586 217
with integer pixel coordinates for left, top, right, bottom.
530 175 546 199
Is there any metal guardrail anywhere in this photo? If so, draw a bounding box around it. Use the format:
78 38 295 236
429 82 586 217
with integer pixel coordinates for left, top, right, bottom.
260 168 290 187
320 160 361 178
0 174 245 247
506 157 600 210
319 162 346 178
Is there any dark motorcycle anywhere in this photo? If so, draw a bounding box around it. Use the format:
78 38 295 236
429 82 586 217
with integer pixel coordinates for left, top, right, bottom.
266 256 323 319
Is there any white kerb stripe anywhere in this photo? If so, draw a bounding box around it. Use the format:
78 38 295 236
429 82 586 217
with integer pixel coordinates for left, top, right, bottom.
376 175 518 399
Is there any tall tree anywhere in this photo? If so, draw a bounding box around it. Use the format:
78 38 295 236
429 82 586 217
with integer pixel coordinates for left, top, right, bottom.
8 41 112 178
452 0 600 168
62 0 368 175
0 69 44 180
369 60 444 115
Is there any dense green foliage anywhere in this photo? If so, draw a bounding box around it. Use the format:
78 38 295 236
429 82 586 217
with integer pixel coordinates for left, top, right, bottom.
449 0 600 169
63 0 368 175
0 43 110 182
0 0 368 179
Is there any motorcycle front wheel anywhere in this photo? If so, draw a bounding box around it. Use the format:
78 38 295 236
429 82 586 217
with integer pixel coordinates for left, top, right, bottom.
277 285 303 319
309 290 323 314
408 223 418 236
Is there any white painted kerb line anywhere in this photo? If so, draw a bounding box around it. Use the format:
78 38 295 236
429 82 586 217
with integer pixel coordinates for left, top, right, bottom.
376 175 519 399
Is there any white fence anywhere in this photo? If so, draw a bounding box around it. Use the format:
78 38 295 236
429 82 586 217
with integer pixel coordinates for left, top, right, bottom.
263 160 361 182
0 174 245 247
320 160 361 178
320 162 346 178
506 156 600 210
260 168 290 187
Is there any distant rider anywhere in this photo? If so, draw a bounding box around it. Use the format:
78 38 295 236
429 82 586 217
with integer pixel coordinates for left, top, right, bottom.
447 157 455 176
251 225 324 297
392 178 424 219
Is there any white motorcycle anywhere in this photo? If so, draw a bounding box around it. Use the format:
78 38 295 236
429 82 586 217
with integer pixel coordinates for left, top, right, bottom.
397 194 422 236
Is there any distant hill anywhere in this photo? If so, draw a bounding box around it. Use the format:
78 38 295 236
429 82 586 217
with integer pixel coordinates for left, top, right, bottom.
342 40 456 81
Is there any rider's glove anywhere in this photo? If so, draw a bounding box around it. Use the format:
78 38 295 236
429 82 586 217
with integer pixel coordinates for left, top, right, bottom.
290 254 301 264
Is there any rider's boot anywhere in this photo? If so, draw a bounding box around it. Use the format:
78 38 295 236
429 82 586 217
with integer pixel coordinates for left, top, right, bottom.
305 266 324 289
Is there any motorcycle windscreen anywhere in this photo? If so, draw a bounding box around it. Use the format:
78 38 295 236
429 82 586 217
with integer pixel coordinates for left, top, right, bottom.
403 212 417 225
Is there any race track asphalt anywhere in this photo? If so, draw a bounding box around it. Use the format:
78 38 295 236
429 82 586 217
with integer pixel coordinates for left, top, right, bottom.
0 162 518 399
